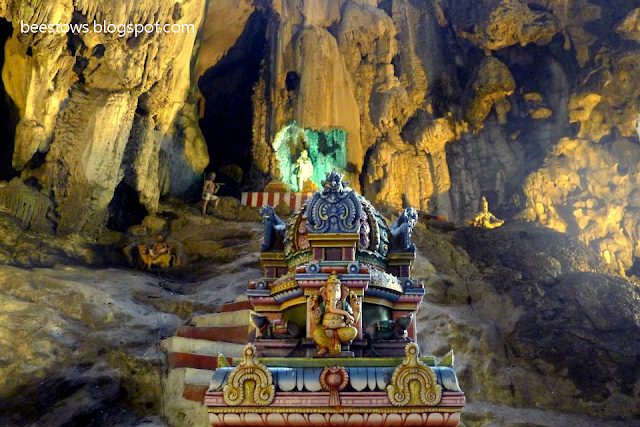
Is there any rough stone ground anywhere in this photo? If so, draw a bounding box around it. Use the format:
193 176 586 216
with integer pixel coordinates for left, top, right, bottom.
0 200 638 427
0 199 262 427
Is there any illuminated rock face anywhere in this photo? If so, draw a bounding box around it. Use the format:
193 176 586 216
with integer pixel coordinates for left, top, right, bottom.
2 0 640 273
0 0 209 236
519 137 640 274
244 0 640 278
249 0 640 275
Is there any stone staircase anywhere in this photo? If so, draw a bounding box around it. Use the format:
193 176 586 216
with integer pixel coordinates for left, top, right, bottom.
160 298 254 427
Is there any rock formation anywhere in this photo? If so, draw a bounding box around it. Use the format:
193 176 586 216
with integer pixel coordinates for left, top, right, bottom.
0 201 263 427
519 137 640 274
0 199 637 427
1 0 209 237
3 0 640 273
419 221 640 424
1 1 640 426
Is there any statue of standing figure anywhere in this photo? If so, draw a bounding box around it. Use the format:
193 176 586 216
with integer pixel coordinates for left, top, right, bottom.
202 172 223 215
294 149 314 192
470 196 504 229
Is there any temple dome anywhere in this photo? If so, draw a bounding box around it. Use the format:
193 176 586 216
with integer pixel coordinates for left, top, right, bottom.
284 170 390 268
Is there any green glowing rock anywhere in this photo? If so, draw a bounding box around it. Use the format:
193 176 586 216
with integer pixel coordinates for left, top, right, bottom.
272 121 347 192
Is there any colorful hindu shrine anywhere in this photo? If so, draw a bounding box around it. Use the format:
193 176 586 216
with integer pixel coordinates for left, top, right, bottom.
203 170 465 427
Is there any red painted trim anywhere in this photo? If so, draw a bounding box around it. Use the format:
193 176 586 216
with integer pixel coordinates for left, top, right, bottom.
221 300 253 312
176 326 249 344
183 384 208 403
168 352 233 370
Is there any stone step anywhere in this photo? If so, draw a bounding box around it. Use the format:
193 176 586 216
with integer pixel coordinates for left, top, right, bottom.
164 368 211 427
183 369 211 403
220 300 253 313
183 384 209 403
161 336 245 357
190 309 253 328
184 367 215 386
175 325 250 344
184 368 214 387
168 352 232 370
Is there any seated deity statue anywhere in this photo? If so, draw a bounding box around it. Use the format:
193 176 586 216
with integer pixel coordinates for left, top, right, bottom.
309 272 361 356
470 197 504 229
138 235 174 270
294 150 314 192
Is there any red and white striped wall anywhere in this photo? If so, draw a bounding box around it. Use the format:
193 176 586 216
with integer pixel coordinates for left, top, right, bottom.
241 192 314 212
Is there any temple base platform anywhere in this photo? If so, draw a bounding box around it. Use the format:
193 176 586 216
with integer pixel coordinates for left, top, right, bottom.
208 407 462 427
204 348 465 427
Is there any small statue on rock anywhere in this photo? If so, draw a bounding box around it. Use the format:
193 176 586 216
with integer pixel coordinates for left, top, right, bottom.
389 207 418 252
470 196 504 229
138 234 174 270
251 314 301 339
202 172 223 215
294 149 314 193
260 205 286 251
309 272 361 356
364 313 413 341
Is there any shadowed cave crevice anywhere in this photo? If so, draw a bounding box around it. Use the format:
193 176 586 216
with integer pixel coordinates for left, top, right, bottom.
494 34 579 174
0 18 19 182
107 181 148 232
198 10 268 181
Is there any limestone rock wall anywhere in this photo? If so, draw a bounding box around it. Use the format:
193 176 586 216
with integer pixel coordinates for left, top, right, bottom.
519 137 640 274
245 0 640 274
0 0 209 237
414 221 640 425
2 0 640 272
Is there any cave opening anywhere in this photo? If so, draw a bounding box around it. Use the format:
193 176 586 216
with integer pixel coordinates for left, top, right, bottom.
585 0 638 47
198 10 268 183
627 257 640 278
0 18 19 182
285 71 300 91
391 54 402 78
107 181 148 232
378 0 392 17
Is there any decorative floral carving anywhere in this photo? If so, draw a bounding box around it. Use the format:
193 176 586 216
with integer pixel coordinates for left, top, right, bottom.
222 343 275 406
306 261 321 274
297 216 310 250
402 278 417 290
386 342 442 407
284 205 309 257
358 208 371 249
347 261 360 274
307 170 362 234
319 366 349 406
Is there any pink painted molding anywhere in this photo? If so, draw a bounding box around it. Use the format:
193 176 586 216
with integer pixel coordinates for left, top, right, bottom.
209 411 461 427
205 391 465 408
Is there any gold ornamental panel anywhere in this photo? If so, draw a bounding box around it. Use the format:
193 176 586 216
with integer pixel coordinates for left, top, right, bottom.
386 342 442 407
222 343 275 406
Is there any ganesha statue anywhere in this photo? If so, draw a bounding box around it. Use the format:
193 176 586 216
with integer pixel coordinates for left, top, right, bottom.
309 272 361 356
